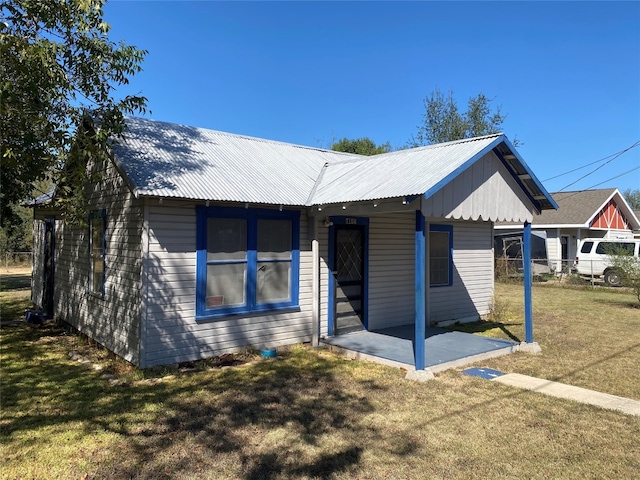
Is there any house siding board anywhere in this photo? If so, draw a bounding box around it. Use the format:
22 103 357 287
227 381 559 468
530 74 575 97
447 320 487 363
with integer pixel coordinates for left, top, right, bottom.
430 221 493 323
140 202 315 367
423 151 534 223
31 219 45 308
367 212 416 330
52 158 143 365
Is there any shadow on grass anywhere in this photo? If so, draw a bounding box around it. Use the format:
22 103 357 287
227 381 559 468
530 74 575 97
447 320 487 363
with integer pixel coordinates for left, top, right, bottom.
0 273 31 292
0 323 396 479
448 320 522 343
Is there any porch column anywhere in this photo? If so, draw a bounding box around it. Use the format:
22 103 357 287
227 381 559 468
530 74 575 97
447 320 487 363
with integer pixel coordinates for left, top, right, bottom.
523 221 534 343
310 216 320 347
415 210 426 370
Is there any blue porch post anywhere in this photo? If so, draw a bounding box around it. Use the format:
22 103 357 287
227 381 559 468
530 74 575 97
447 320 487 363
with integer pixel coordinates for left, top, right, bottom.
523 221 534 343
415 210 426 370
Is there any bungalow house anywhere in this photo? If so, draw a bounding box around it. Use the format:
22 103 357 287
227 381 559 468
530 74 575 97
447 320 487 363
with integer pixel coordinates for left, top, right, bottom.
31 117 556 370
495 188 640 273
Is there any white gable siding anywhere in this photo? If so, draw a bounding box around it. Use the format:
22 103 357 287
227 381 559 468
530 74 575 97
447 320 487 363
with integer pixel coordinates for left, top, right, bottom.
53 159 143 365
423 151 535 223
140 201 315 367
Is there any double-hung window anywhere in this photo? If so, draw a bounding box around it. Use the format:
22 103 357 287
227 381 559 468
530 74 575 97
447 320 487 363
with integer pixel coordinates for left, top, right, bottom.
88 209 107 297
196 206 300 319
429 224 453 287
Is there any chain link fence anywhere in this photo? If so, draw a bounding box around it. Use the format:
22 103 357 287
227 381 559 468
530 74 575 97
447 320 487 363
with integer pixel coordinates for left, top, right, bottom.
495 257 611 286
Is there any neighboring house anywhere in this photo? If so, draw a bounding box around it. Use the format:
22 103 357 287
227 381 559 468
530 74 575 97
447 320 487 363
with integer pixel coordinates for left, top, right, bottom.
495 188 640 273
635 211 640 239
31 118 556 369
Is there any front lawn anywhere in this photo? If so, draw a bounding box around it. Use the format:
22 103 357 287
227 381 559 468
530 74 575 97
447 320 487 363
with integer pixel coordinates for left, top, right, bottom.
1 274 639 479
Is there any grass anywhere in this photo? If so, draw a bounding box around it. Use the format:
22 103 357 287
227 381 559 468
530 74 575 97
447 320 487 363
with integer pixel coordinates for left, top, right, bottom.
1 272 639 479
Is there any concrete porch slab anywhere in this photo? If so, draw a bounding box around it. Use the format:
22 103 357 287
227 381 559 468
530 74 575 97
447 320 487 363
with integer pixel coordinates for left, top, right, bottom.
321 325 519 373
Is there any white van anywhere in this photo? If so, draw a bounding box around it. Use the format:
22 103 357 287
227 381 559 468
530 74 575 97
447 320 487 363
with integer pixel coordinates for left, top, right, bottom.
573 238 640 286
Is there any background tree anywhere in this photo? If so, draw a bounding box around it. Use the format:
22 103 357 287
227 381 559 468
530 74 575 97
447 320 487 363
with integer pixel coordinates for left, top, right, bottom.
0 0 148 219
331 137 392 156
622 188 640 210
606 244 640 305
409 87 519 147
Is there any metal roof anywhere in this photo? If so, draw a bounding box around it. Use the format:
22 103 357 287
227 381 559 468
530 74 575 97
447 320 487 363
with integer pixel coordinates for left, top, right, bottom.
310 134 557 213
111 117 359 205
111 118 556 213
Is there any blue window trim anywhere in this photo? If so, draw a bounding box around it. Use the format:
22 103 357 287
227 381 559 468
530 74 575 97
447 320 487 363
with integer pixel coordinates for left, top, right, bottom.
196 206 300 320
429 224 453 288
327 216 369 336
88 209 107 299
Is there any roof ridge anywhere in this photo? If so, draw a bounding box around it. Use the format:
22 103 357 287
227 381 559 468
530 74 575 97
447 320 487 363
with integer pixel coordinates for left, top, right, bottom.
123 116 361 158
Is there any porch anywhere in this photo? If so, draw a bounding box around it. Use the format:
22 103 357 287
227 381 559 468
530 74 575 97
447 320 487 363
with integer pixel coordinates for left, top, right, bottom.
321 324 518 373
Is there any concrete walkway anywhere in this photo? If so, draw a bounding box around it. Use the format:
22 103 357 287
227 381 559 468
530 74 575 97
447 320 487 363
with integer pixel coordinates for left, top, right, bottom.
493 373 640 417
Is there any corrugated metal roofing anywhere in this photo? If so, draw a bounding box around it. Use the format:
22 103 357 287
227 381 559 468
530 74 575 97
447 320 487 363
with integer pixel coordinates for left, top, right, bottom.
111 118 556 213
111 117 359 205
309 134 503 205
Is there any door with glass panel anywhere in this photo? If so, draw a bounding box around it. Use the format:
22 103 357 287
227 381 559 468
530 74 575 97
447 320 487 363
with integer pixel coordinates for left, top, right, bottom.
333 225 365 334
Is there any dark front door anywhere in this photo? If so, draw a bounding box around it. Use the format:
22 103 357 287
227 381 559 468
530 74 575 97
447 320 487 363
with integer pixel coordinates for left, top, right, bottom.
43 219 55 318
333 225 365 334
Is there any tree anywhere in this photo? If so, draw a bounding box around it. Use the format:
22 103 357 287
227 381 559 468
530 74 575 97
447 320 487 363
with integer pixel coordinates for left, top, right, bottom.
606 244 640 305
0 0 148 218
622 188 640 210
331 137 391 156
409 88 518 147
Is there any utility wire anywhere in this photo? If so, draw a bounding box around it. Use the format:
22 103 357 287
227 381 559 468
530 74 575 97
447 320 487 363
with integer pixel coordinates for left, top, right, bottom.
542 140 640 186
556 140 640 192
550 165 640 203
584 165 640 190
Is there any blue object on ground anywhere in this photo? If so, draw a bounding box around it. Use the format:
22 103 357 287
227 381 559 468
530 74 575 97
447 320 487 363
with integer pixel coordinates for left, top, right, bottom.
260 348 277 358
462 367 504 379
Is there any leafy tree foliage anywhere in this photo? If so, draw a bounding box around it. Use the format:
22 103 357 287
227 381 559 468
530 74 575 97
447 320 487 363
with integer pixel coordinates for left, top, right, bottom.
0 203 32 253
331 137 391 156
606 244 640 304
622 188 640 210
410 88 518 147
0 0 148 218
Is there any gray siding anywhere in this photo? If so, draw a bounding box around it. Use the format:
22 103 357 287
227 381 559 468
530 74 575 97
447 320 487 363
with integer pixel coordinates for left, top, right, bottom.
140 201 315 367
429 220 494 324
53 158 143 365
367 213 415 330
366 215 493 329
31 219 45 308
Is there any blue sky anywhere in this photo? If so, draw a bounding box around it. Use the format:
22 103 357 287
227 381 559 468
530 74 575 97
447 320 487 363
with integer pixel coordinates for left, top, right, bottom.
105 1 640 193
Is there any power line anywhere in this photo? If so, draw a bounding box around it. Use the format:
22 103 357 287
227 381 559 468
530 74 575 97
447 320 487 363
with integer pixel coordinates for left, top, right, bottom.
542 140 640 184
584 165 640 190
556 140 640 192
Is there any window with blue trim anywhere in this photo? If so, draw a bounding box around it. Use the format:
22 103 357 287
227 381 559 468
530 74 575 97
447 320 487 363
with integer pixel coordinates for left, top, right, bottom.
88 209 106 296
196 206 300 319
429 224 453 287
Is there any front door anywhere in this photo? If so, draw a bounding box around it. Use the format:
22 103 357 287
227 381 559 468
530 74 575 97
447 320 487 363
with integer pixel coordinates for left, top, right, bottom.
332 224 366 335
43 219 55 318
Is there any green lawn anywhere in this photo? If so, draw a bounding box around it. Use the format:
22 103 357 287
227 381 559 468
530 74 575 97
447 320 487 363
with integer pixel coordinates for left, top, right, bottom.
1 273 639 479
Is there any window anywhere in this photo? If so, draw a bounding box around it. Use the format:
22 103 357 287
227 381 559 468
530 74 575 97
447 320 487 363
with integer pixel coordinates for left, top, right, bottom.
429 224 453 287
196 206 300 319
580 241 594 254
595 242 635 255
88 210 106 296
